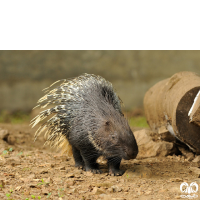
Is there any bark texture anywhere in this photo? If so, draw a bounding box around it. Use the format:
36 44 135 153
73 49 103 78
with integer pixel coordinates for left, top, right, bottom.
144 71 200 154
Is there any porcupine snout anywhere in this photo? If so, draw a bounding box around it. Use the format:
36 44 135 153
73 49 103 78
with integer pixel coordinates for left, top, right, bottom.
123 130 138 160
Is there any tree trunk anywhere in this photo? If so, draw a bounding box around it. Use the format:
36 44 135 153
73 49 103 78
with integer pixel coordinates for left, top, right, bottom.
144 71 200 154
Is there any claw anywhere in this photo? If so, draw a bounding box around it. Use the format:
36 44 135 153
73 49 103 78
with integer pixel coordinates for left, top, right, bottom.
75 162 84 169
109 169 125 176
91 169 102 174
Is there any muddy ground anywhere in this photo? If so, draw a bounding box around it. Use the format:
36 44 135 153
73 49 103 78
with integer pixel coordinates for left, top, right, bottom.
0 123 200 200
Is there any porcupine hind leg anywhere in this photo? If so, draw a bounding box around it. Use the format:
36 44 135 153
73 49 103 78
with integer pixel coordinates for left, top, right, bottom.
107 157 125 176
80 148 102 174
72 146 84 169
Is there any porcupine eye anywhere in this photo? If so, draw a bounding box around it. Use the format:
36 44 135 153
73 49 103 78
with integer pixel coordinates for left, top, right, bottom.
104 121 118 143
105 121 110 126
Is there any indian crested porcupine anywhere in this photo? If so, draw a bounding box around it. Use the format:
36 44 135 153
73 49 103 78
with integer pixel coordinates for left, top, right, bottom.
31 73 138 176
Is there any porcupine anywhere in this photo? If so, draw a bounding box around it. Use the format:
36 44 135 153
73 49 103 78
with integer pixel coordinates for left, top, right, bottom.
31 74 138 176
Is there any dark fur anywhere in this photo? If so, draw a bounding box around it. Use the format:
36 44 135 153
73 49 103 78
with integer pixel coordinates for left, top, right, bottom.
32 74 138 175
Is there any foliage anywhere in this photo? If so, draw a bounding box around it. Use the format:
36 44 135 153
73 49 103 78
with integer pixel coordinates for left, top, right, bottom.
0 110 30 124
128 116 149 128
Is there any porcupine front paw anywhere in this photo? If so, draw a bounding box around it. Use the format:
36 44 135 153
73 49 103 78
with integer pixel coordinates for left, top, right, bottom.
107 157 124 176
74 161 85 169
72 146 84 169
79 148 102 174
85 163 102 174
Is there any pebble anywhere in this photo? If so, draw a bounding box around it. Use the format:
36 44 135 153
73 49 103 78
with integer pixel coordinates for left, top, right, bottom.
193 155 200 162
39 169 48 174
190 167 200 178
66 173 75 178
43 177 53 184
111 185 122 192
92 187 105 195
169 178 183 182
59 166 66 170
15 186 22 191
0 129 8 140
68 188 77 194
41 188 49 195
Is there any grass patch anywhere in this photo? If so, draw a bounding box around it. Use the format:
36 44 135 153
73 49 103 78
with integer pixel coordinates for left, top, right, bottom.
128 116 149 128
0 110 30 124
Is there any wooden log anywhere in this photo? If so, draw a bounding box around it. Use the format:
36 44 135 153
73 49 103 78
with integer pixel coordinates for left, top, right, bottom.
144 71 200 154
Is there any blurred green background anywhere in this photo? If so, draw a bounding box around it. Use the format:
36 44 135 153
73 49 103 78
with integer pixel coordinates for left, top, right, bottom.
0 50 200 126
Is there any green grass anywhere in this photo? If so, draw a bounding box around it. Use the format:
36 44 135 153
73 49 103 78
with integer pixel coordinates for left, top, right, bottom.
0 110 30 124
0 109 149 128
128 116 149 128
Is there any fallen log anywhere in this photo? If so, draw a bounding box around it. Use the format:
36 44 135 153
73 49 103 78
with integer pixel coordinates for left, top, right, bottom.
144 71 200 154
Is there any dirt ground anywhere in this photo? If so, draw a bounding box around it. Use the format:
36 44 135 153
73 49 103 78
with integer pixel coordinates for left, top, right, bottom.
0 123 200 200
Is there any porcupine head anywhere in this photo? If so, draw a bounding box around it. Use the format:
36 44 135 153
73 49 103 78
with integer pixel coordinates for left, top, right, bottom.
31 74 138 175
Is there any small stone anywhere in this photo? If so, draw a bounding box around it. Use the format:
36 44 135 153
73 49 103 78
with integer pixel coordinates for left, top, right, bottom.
145 190 152 194
178 147 195 161
190 167 200 177
59 166 65 170
7 135 16 145
92 187 105 195
66 180 75 187
158 126 175 142
186 153 195 161
39 169 48 174
32 179 40 182
66 173 74 178
0 129 9 140
15 186 22 191
177 156 181 161
68 188 77 194
42 188 49 195
134 129 176 158
29 183 38 188
107 188 113 193
193 155 200 162
50 164 55 168
111 186 122 192
43 177 53 184
169 178 183 182
20 178 31 183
